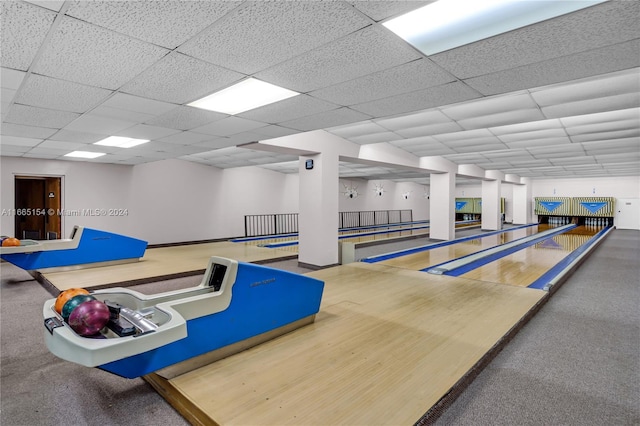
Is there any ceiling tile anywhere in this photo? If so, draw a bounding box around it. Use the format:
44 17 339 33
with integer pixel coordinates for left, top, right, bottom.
91 105 156 123
63 113 135 134
33 16 169 89
348 132 402 145
256 25 421 92
156 131 218 145
570 129 639 143
349 1 431 22
0 1 56 71
279 108 371 132
100 93 177 116
395 122 463 138
531 67 640 107
16 74 113 113
179 1 371 75
352 81 481 117
23 1 65 12
48 129 109 144
191 116 267 137
251 125 300 139
458 108 545 130
239 95 339 124
505 136 572 149
1 135 43 147
144 106 228 131
37 140 83 150
463 40 640 96
4 104 80 128
310 59 455 106
0 123 57 139
541 93 640 119
561 107 639 128
64 1 239 49
497 128 568 143
430 1 640 79
121 52 245 104
328 121 389 139
115 124 181 140
376 109 453 130
1 68 27 89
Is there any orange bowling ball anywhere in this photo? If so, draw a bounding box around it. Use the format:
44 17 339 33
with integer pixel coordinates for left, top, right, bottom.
1 237 20 247
54 288 90 314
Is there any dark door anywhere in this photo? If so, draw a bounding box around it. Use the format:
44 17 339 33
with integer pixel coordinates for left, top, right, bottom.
14 177 62 240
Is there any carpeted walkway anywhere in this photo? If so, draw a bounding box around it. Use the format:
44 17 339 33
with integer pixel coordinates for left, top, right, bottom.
1 229 638 425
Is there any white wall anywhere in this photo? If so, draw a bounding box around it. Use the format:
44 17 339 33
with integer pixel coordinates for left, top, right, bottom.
1 156 135 238
128 159 224 244
339 178 430 220
218 166 299 238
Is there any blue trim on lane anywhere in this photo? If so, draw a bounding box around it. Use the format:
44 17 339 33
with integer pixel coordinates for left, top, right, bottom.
428 224 577 276
361 223 537 263
527 226 612 290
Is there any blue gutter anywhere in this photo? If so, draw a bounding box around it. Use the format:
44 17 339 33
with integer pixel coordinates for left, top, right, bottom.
230 233 299 243
528 226 612 290
425 224 578 276
361 223 537 263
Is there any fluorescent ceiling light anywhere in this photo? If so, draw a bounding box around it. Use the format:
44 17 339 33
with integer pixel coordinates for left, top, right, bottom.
64 151 106 159
94 136 149 148
383 0 607 55
188 78 300 115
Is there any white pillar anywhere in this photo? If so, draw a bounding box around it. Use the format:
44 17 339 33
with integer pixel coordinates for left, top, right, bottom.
298 152 339 267
429 172 455 240
512 177 532 224
481 179 502 231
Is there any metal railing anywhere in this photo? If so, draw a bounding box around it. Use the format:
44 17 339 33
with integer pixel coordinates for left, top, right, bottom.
244 210 413 237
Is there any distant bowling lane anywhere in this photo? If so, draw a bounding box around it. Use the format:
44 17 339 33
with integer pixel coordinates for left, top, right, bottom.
458 225 602 287
379 226 540 271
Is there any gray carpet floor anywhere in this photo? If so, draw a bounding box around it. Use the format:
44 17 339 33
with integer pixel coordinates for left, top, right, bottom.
1 229 638 425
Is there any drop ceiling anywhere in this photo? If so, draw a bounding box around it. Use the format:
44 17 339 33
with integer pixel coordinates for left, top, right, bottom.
1 0 638 185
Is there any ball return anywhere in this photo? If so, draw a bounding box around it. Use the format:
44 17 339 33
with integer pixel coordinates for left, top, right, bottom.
43 256 325 379
0 226 148 271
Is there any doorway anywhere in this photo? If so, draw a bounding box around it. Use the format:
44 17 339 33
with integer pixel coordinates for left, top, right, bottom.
14 176 62 240
615 198 640 230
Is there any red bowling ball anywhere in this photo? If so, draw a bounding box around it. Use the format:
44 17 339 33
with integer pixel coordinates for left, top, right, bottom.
68 299 110 336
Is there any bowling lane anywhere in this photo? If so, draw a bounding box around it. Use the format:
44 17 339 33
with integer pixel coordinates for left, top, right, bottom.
458 225 602 287
379 225 541 271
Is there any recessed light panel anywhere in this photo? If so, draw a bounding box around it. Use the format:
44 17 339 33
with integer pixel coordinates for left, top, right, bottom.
94 136 150 148
64 151 106 159
383 0 607 55
187 78 300 115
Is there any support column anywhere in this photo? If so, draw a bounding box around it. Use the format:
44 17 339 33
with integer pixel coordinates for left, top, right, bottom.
429 172 455 240
298 152 339 268
512 177 532 224
481 171 503 231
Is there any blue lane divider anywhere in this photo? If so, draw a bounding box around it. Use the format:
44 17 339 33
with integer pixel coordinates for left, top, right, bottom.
426 224 577 276
263 224 433 248
361 223 537 263
528 226 612 290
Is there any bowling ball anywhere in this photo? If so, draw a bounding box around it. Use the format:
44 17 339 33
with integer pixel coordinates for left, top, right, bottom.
2 237 20 247
54 288 90 314
68 299 110 336
61 294 96 322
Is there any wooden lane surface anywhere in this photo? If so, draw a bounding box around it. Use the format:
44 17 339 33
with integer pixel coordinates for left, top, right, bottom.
459 225 601 287
379 225 540 270
41 242 295 291
155 262 545 426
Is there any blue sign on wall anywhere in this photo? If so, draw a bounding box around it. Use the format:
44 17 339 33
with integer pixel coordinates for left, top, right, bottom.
580 202 607 214
455 201 467 211
540 201 563 212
